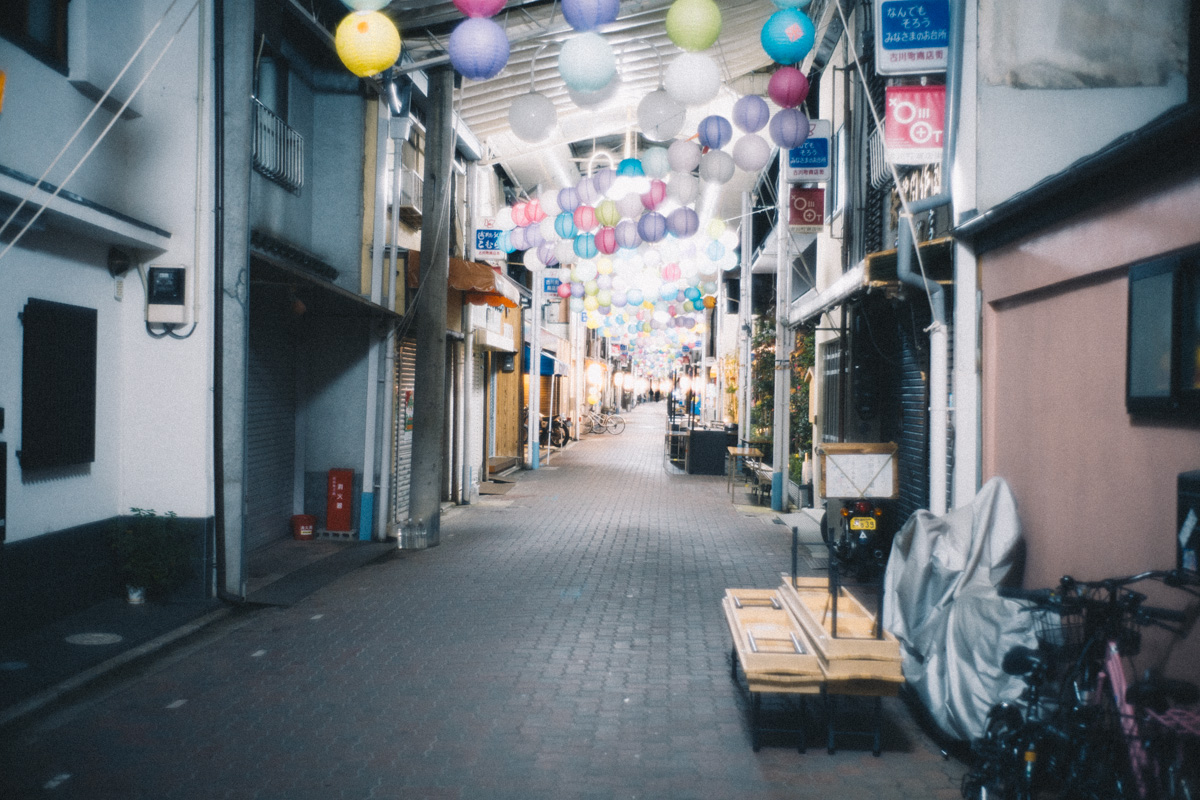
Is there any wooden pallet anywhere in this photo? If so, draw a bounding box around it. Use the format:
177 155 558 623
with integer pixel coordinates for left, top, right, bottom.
722 589 823 693
776 576 904 685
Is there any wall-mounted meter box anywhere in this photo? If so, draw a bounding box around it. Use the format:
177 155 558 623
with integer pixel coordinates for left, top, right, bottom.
146 266 186 324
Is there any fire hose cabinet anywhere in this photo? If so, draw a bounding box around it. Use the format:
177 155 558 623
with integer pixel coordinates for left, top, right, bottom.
326 469 354 532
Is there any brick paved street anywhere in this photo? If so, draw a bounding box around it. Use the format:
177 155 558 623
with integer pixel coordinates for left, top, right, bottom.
0 402 966 799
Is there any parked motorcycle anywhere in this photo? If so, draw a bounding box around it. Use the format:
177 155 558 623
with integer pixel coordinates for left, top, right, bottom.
821 498 892 582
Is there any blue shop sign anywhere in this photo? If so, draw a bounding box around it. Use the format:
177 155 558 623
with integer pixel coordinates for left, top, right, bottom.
787 120 831 183
875 0 949 75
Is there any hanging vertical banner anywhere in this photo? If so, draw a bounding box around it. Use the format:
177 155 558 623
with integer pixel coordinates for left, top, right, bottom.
473 217 504 266
875 0 950 75
786 119 832 182
884 84 946 165
788 186 825 234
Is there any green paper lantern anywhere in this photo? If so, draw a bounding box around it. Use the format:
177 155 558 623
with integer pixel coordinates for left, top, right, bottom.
665 0 722 53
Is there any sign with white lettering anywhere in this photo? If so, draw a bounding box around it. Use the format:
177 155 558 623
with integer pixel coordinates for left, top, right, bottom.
885 85 945 165
875 0 950 75
473 217 504 263
787 119 832 182
788 186 825 234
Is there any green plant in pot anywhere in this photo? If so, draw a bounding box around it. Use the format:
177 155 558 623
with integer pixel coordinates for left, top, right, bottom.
110 508 190 603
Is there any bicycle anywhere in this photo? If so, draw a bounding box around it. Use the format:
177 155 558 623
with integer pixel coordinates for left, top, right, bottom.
586 409 625 435
962 569 1200 800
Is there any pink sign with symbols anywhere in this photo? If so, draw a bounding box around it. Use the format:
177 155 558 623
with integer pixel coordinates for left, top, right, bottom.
884 85 945 165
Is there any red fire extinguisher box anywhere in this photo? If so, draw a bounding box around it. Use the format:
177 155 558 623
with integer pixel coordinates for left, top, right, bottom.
326 468 354 532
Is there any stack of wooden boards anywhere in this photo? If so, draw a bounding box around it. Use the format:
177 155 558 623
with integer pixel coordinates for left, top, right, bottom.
722 576 905 752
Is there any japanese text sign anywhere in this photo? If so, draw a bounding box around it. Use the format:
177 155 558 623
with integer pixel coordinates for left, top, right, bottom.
788 186 825 234
787 119 832 183
884 85 945 165
875 0 949 75
474 218 503 263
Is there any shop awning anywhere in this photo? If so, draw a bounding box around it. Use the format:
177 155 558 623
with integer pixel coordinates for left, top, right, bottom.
406 252 522 308
788 236 954 326
523 344 568 376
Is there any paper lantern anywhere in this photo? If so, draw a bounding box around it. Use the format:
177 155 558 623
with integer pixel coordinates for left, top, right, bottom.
508 91 557 142
732 132 772 172
667 171 698 205
768 66 809 109
562 0 619 31
524 222 545 248
511 202 529 227
665 0 722 52
448 17 510 80
539 185 562 217
557 281 573 298
557 239 577 265
558 185 580 212
772 0 811 7
641 179 667 210
335 11 401 78
452 0 506 17
638 212 668 243
667 139 701 172
592 167 616 197
342 0 389 9
769 107 810 149
595 226 618 254
574 233 598 259
554 211 578 239
637 89 686 142
641 147 670 178
696 115 733 150
664 53 720 107
617 192 645 219
616 219 641 249
573 204 598 232
509 225 528 251
732 95 770 134
568 77 619 109
575 175 598 205
698 149 735 184
596 199 621 227
662 262 682 281
527 198 545 223
558 32 616 93
668 207 699 239
539 241 559 267
761 8 815 66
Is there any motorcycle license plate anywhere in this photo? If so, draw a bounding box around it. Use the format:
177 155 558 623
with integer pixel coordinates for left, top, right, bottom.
849 517 876 531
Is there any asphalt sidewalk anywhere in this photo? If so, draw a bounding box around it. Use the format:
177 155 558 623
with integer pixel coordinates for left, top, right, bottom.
0 402 965 799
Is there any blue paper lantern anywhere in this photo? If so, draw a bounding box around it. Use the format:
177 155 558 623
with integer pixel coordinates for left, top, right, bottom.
638 212 668 243
733 95 770 133
574 232 598 259
562 0 620 31
696 115 733 150
448 17 510 80
760 8 815 66
558 32 616 93
769 107 810 149
498 229 515 253
555 211 578 239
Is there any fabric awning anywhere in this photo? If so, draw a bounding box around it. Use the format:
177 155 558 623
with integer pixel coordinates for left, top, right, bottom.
406 252 522 308
523 344 568 376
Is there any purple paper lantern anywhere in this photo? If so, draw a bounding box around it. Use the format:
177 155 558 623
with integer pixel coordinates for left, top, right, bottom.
577 175 601 205
667 207 699 239
769 107 810 149
696 115 733 150
452 0 506 17
555 211 578 239
562 0 620 31
538 241 559 266
574 232 598 259
615 219 641 249
760 8 815 66
768 66 809 109
509 224 529 251
733 94 770 133
571 282 585 298
558 186 581 212
591 167 616 196
448 18 510 80
524 222 544 248
638 212 668 243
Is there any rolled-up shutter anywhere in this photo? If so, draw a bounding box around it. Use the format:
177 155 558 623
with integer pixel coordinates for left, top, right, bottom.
246 293 297 552
390 336 417 526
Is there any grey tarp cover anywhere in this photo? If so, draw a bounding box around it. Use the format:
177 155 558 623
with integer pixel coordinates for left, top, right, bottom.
882 477 1037 740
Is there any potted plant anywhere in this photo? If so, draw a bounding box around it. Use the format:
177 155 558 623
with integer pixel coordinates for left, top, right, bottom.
109 508 190 603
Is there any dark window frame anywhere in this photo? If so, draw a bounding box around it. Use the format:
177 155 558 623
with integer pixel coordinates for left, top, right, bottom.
1126 244 1200 416
0 0 71 75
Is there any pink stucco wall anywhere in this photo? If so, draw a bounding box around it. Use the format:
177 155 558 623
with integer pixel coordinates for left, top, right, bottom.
981 174 1200 673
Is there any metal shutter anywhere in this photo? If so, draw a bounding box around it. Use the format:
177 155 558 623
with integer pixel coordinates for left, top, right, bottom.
245 294 297 552
390 336 417 526
469 351 486 490
895 309 930 522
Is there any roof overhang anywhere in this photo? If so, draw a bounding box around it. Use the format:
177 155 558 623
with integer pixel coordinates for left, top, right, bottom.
407 251 523 308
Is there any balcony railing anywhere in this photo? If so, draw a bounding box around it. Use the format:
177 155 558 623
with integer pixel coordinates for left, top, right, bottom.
252 97 304 194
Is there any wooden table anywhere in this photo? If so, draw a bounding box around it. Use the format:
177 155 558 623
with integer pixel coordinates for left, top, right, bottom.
727 446 763 499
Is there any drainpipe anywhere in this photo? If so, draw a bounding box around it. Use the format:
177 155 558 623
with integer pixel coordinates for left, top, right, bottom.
772 150 791 512
894 0 963 517
359 98 389 540
738 192 752 446
527 274 541 469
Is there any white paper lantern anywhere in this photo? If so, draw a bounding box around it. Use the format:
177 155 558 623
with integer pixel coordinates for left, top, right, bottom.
508 91 557 142
699 149 735 184
617 192 645 219
640 147 671 178
732 133 772 172
667 171 699 205
558 32 616 93
556 239 577 265
539 185 562 217
495 206 515 230
569 75 620 108
667 139 701 173
637 88 686 142
664 53 720 107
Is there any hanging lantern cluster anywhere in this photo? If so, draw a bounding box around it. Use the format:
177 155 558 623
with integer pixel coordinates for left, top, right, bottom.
757 0 816 150
448 0 510 80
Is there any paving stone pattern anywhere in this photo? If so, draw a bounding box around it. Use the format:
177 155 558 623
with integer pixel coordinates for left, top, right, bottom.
0 402 966 799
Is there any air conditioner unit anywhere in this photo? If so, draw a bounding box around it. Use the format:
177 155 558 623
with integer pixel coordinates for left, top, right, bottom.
398 166 423 226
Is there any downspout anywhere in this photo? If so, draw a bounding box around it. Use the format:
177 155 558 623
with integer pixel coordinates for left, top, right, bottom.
771 150 792 512
359 99 389 539
894 0 963 517
212 0 227 598
738 192 752 446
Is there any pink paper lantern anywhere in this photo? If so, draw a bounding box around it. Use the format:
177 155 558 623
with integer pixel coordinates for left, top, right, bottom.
595 226 618 254
557 281 573 298
662 262 682 281
511 201 530 227
452 0 506 17
573 204 598 232
768 66 809 109
526 198 546 223
641 179 667 210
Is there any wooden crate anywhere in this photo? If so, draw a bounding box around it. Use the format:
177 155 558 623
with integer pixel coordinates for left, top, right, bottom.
776 577 904 685
816 442 899 499
722 589 823 692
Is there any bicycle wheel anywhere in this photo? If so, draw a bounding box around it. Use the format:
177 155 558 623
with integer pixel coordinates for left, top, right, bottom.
606 415 625 434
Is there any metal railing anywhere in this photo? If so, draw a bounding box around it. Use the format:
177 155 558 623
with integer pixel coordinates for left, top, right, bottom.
252 97 304 193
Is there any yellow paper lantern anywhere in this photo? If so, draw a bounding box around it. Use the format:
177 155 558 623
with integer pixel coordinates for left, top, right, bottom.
335 11 401 78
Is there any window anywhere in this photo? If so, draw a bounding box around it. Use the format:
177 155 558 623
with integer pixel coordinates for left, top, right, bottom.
0 0 70 73
829 125 848 219
1126 245 1200 415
